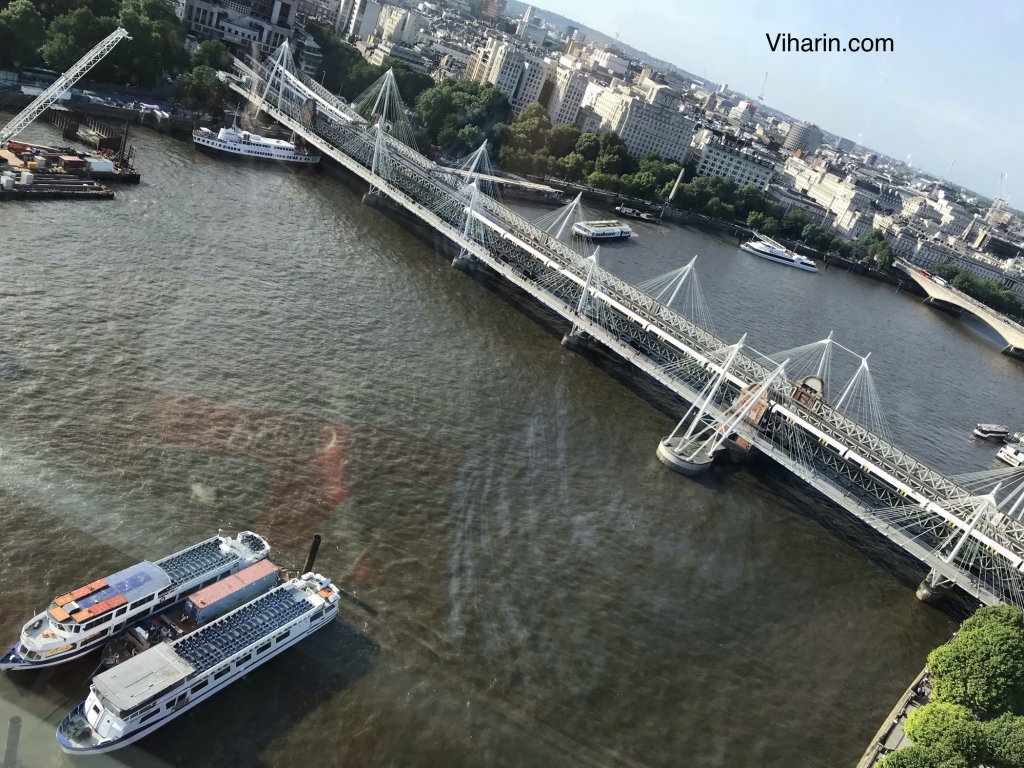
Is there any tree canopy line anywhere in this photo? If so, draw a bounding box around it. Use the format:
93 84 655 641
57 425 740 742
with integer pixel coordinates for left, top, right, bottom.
877 605 1024 768
932 263 1024 318
0 9 893 275
0 0 187 87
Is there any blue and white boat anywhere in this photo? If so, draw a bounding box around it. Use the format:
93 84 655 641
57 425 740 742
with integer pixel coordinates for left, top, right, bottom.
57 572 340 755
1 532 269 671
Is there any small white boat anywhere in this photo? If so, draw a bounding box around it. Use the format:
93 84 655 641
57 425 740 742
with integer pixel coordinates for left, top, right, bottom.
57 572 340 755
997 443 1024 467
572 219 632 240
740 234 818 272
192 125 320 165
1 532 269 671
973 423 1010 441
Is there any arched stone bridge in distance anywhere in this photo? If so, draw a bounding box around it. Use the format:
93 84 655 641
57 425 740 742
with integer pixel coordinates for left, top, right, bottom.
897 261 1024 360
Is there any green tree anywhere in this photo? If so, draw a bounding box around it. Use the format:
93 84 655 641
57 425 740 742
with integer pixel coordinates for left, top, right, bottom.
982 714 1024 768
903 703 986 765
562 152 588 182
702 196 734 220
586 171 619 192
780 208 812 238
506 101 551 153
876 744 968 768
40 6 115 70
177 64 224 111
0 0 46 68
928 619 1024 717
625 170 659 199
190 39 230 71
574 131 600 161
546 122 581 159
413 76 511 151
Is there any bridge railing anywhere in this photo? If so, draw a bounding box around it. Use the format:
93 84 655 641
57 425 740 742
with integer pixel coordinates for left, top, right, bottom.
239 56 982 528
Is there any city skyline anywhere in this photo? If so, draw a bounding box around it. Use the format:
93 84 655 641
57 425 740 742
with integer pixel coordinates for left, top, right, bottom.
535 0 1023 200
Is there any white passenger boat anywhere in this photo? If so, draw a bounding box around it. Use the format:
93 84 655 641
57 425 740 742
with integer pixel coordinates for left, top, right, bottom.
57 573 340 755
972 423 1010 441
572 219 632 240
997 444 1024 467
101 559 281 668
192 125 320 165
0 532 269 671
740 234 818 272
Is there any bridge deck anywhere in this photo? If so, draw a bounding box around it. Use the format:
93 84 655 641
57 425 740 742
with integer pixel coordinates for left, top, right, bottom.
228 57 1024 609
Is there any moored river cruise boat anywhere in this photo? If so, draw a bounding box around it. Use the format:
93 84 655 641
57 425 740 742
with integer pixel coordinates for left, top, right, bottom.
972 423 1010 441
57 573 340 755
740 233 818 272
0 532 270 671
997 443 1024 467
572 220 633 241
192 125 321 165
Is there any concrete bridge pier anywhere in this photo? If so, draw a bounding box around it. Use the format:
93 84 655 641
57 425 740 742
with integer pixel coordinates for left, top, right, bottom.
915 570 952 604
561 330 590 351
362 190 382 206
923 296 964 317
1002 345 1024 361
452 253 478 272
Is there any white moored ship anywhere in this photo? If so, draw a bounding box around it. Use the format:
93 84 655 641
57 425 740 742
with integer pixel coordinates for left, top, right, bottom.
0 532 269 671
572 219 633 241
192 125 320 165
972 423 1010 441
997 444 1024 467
740 233 818 272
57 573 340 755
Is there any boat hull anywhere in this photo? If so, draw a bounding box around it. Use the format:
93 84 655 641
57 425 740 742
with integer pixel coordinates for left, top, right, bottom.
192 136 320 165
573 232 632 241
740 242 818 272
972 430 1009 441
0 632 113 671
57 604 338 755
996 447 1024 467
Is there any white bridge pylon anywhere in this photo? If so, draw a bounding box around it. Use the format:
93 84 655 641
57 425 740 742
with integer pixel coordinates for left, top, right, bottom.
228 46 1024 612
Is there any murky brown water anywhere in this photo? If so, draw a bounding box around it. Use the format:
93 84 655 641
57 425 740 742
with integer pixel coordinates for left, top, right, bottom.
2 115 1021 767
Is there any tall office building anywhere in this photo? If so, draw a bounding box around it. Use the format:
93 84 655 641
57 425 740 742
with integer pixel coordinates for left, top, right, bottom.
782 121 823 155
587 80 696 163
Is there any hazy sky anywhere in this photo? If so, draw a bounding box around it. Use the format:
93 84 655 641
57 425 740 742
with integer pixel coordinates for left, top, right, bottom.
540 0 1023 199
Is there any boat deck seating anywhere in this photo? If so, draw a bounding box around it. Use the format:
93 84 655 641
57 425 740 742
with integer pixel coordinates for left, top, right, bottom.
173 588 309 674
157 539 240 593
240 533 267 555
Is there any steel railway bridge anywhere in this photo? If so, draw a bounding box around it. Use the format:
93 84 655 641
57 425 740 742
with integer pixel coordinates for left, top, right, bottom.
225 46 1024 612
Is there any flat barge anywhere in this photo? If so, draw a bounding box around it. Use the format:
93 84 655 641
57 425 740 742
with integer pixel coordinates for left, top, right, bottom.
57 572 340 754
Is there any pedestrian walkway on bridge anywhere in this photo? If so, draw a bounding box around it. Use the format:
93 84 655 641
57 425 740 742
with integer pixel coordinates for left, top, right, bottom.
225 42 1024 614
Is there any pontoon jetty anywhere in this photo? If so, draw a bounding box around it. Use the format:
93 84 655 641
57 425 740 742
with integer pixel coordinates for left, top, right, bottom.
0 531 269 671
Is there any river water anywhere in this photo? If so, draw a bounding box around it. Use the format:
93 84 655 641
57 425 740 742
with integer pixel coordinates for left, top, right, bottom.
1 117 1023 768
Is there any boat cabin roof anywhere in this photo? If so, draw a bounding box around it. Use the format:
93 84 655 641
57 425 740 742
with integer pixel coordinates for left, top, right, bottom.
50 562 170 624
93 643 194 714
978 424 1009 431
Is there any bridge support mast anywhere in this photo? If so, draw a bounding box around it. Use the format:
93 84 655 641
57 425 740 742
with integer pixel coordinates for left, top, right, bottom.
562 249 601 350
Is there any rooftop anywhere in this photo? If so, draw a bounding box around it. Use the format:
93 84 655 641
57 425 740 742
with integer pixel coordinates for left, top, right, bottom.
93 643 195 714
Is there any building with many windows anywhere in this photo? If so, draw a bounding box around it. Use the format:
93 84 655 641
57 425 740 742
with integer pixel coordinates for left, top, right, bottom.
182 0 297 56
374 6 429 45
586 80 695 163
545 64 588 125
466 38 555 115
694 139 776 188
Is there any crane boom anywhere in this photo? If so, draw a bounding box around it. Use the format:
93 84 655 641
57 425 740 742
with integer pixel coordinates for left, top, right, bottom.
0 27 131 146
